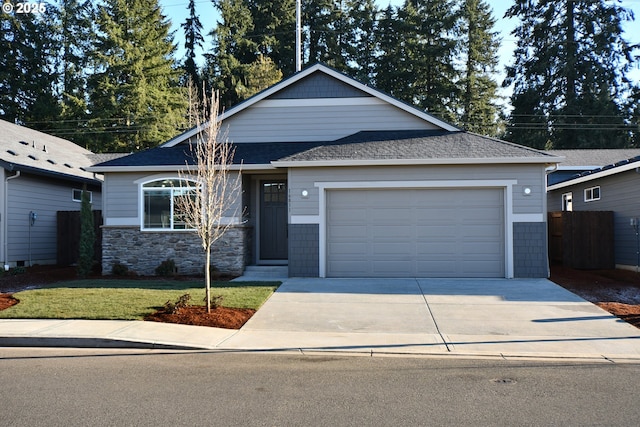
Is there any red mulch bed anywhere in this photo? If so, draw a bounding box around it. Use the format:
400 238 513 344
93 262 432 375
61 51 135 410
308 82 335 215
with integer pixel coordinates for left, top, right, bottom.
550 264 640 329
0 265 252 329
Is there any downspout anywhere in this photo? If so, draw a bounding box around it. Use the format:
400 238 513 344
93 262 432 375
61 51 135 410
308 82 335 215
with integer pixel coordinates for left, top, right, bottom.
4 170 20 270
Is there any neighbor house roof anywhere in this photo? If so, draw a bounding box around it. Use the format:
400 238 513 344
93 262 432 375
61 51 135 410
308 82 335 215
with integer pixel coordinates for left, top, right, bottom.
0 119 101 184
90 130 561 172
547 154 640 191
544 149 640 168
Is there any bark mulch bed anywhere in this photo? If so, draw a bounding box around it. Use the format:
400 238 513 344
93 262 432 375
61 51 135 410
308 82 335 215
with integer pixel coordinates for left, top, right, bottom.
550 264 640 329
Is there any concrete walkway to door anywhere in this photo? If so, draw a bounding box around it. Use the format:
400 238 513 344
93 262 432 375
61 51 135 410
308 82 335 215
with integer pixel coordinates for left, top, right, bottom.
223 277 640 361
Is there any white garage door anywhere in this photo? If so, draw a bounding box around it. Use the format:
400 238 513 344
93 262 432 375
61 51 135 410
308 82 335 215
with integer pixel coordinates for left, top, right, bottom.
326 188 505 278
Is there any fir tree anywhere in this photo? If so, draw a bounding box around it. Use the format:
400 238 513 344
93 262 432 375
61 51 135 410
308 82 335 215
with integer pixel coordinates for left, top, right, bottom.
0 9 60 127
55 0 96 147
181 0 204 98
88 0 186 152
457 0 501 136
504 0 636 149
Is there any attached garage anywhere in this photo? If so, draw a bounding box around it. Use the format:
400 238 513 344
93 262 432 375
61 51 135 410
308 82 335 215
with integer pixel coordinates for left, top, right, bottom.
326 188 505 278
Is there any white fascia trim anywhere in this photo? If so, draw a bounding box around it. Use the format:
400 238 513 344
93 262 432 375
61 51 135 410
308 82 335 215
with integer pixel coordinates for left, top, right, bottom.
89 164 261 173
547 161 640 191
253 97 385 108
315 179 517 190
291 215 320 224
273 157 562 168
104 217 139 226
512 213 545 223
315 179 518 278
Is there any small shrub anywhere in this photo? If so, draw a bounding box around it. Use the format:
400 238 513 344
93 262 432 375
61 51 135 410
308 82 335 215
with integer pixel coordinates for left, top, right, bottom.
164 293 191 314
10 266 26 276
111 262 129 276
209 294 224 309
155 259 176 277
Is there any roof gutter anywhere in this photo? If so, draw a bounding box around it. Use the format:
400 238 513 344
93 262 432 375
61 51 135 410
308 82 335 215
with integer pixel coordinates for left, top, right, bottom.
3 170 20 269
271 156 565 168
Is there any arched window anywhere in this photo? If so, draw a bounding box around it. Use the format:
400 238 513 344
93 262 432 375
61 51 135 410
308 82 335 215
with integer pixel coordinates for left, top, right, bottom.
142 179 198 230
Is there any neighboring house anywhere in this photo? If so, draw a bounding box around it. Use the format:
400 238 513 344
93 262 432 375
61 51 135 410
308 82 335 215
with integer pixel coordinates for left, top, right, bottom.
547 153 640 271
90 64 562 279
0 119 103 268
545 149 640 186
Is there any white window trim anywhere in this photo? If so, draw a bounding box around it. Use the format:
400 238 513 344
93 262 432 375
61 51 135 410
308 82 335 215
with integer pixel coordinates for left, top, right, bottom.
139 176 200 231
72 188 92 203
584 186 601 202
562 192 573 211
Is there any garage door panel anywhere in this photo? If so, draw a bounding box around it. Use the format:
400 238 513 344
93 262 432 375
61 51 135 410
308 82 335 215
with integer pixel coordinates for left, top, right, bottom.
326 188 505 278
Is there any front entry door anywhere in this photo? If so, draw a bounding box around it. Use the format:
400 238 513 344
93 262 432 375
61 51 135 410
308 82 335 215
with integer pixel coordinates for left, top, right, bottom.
260 180 288 260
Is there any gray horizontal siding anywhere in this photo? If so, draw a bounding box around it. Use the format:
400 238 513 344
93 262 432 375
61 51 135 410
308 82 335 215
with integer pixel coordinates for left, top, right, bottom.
289 164 545 217
6 173 102 264
224 104 438 143
548 170 640 267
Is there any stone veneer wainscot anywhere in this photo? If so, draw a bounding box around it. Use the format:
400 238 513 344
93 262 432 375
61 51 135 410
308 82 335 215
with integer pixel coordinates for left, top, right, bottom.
102 225 251 276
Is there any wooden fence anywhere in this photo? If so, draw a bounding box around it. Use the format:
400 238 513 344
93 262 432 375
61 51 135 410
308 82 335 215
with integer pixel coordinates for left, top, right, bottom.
57 210 103 266
548 211 614 269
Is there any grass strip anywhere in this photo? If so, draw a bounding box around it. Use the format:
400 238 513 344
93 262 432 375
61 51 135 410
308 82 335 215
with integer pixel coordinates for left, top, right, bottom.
0 280 279 320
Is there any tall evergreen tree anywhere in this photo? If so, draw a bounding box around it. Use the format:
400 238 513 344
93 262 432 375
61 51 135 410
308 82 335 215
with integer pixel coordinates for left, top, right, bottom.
374 6 408 96
379 0 459 122
54 0 96 146
0 8 60 128
181 0 204 96
249 0 296 76
457 0 501 136
206 0 285 109
504 0 636 149
206 0 258 109
343 0 379 85
88 0 186 152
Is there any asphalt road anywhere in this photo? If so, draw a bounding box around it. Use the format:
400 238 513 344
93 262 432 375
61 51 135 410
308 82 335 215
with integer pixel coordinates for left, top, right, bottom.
1 349 639 426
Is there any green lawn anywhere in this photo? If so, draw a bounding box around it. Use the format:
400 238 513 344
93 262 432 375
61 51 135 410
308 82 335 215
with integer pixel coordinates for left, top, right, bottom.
0 280 279 320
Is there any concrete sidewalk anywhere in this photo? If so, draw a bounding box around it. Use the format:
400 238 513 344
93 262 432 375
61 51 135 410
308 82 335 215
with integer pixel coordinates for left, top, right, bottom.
1 278 640 362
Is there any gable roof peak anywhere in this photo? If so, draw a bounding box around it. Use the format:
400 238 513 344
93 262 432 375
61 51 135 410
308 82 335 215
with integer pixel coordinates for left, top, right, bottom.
162 63 458 148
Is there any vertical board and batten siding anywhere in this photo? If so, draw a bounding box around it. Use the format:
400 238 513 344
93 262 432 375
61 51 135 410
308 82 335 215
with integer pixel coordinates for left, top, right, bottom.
103 171 244 225
6 173 102 264
289 164 546 218
547 169 640 268
223 103 439 143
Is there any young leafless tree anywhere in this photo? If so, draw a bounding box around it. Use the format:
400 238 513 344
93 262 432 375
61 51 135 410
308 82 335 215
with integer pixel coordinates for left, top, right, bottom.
177 89 242 312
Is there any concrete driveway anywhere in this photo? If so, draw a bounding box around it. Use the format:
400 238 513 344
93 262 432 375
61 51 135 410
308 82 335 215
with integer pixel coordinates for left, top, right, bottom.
224 277 640 359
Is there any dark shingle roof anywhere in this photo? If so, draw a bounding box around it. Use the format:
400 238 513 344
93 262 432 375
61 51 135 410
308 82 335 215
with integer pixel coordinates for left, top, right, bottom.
278 130 556 162
94 130 557 169
544 149 640 167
